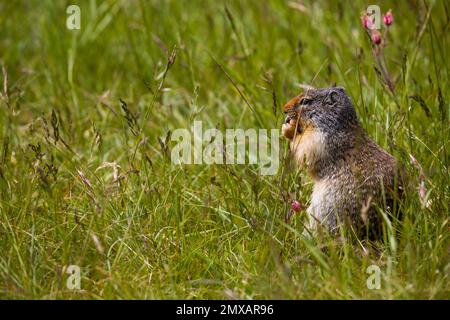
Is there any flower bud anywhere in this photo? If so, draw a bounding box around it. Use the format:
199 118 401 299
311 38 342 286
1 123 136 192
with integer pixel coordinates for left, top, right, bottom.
291 200 301 212
361 14 373 30
371 30 382 45
383 9 393 26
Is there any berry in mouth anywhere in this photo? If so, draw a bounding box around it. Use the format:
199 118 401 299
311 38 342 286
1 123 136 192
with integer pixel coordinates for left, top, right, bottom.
284 115 292 124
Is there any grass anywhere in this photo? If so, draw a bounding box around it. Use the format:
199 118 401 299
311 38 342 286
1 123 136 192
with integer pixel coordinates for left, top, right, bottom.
0 0 448 299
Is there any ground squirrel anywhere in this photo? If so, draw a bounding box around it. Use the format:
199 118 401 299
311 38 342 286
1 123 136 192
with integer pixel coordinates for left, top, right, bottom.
282 87 402 239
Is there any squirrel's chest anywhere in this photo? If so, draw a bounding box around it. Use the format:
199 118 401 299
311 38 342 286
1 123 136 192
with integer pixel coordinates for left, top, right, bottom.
308 179 340 221
309 180 331 213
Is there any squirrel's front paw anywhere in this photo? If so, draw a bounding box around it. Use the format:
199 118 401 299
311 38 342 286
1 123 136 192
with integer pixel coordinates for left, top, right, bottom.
282 119 299 140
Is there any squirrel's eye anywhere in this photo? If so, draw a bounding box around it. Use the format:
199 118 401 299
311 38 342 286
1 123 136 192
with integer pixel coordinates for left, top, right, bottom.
301 98 312 105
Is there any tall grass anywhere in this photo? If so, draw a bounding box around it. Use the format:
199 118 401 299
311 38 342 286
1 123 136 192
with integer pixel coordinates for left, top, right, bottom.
0 0 448 299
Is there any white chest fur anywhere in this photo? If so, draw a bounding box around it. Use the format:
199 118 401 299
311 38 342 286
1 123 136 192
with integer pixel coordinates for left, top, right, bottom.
307 178 336 229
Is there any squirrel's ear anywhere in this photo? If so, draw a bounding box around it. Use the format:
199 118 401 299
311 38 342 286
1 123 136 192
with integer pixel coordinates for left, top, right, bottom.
328 90 340 105
327 87 345 104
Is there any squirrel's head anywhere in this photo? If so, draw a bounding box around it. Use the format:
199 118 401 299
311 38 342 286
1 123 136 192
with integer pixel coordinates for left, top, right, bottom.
283 87 359 135
282 87 364 178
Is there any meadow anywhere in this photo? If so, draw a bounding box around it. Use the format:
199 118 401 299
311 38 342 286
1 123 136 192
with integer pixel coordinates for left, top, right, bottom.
0 0 448 299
